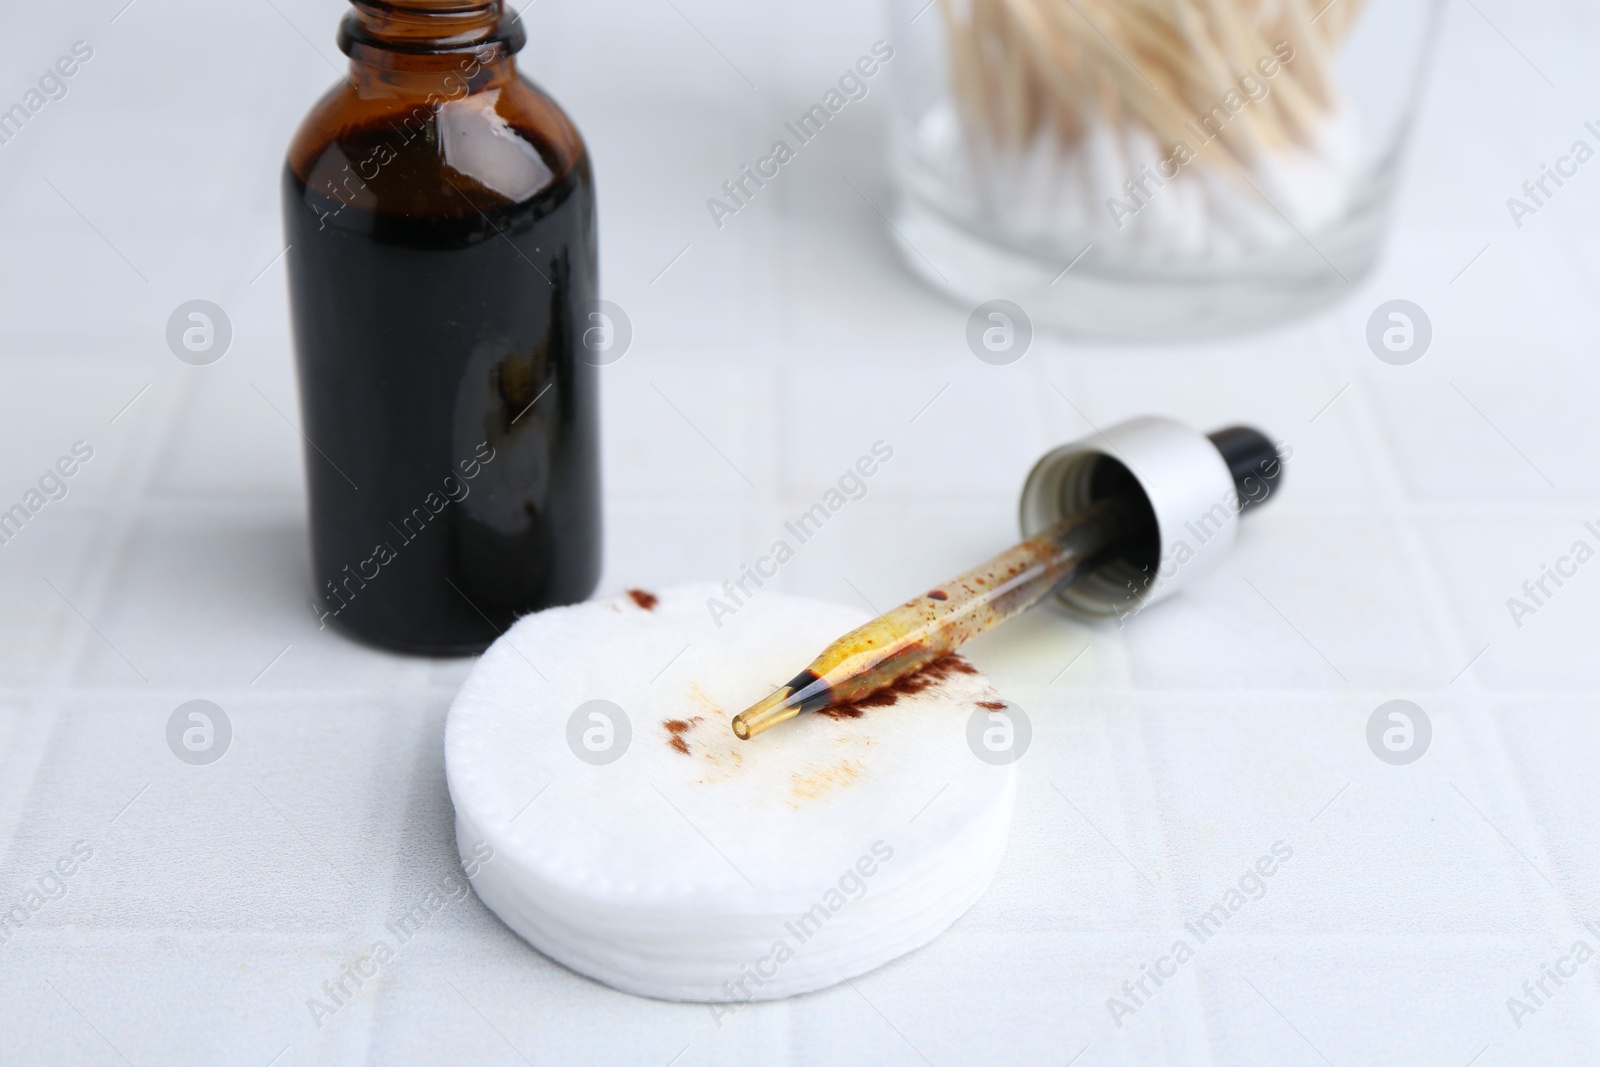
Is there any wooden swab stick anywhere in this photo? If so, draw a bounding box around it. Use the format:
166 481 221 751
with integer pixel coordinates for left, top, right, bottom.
939 0 1366 172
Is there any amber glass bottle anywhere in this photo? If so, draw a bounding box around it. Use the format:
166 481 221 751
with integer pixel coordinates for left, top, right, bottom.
283 1 601 654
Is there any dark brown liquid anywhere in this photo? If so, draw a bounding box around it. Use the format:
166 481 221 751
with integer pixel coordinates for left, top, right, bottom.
282 125 601 654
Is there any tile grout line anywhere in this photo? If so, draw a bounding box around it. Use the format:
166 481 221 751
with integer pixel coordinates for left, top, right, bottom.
0 362 197 857
1340 344 1581 929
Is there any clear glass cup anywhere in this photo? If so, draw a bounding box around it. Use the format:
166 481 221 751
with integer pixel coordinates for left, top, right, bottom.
886 0 1445 339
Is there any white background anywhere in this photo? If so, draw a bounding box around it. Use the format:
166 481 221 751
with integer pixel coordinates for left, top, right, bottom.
2 0 1599 1064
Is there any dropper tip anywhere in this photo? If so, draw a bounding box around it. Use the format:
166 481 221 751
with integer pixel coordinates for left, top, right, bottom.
729 685 801 741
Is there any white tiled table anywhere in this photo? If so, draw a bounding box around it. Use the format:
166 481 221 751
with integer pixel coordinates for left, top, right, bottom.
3 1 1599 1064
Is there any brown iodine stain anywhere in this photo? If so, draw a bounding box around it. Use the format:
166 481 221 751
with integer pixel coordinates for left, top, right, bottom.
976 700 1006 710
790 758 861 802
685 682 724 719
663 716 703 755
816 654 981 718
626 589 659 611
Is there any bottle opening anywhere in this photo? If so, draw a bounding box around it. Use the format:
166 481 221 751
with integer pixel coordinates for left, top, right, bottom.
339 0 524 57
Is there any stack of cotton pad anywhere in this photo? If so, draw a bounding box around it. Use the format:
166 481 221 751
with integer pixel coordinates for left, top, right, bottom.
445 584 1017 1002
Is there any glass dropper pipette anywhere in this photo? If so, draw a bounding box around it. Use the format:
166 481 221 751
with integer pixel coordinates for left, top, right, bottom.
730 422 1285 742
731 495 1138 740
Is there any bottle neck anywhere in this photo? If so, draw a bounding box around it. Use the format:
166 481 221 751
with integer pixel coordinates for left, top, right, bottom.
338 1 525 96
340 0 522 52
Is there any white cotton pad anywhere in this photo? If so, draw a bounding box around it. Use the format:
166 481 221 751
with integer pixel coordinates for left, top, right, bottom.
444 584 1017 1002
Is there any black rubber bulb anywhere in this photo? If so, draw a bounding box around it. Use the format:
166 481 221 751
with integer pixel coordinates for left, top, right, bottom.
1207 426 1284 514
